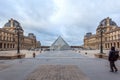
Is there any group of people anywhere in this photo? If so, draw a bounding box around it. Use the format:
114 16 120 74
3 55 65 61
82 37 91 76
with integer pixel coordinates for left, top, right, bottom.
108 46 119 72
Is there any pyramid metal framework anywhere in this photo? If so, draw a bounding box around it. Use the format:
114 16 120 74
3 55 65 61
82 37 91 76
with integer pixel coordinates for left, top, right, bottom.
50 36 71 51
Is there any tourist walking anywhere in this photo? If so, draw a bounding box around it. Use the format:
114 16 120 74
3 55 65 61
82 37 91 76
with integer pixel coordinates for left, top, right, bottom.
33 52 36 58
108 46 119 72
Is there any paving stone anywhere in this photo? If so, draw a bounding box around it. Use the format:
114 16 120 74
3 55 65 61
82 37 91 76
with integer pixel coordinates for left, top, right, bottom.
26 65 90 80
0 64 11 71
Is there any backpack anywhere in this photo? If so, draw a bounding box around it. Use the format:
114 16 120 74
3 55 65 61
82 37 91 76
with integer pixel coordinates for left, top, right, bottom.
113 51 119 61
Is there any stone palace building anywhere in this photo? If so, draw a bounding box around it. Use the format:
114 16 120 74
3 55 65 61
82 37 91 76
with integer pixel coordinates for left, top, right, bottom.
84 17 120 50
0 18 41 51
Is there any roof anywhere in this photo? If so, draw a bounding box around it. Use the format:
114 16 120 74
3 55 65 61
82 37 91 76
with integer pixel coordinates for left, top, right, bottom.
3 18 23 31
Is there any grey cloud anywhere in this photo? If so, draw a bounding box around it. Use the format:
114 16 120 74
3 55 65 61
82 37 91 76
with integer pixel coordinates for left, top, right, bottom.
1 0 120 45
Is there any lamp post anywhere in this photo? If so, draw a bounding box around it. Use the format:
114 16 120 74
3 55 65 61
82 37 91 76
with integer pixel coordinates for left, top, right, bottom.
100 29 103 53
16 27 20 54
94 27 105 58
99 27 104 54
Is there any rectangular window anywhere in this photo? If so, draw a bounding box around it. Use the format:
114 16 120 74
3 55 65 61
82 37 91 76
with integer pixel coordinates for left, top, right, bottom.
117 42 119 48
108 43 109 48
13 44 15 48
0 43 2 48
105 44 107 48
4 43 6 48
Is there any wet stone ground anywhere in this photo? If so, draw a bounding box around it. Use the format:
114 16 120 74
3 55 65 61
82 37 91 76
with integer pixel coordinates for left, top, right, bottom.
0 50 120 80
26 65 89 80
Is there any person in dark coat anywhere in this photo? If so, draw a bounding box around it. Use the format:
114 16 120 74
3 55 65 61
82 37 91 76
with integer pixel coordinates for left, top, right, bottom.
33 52 36 58
108 46 118 72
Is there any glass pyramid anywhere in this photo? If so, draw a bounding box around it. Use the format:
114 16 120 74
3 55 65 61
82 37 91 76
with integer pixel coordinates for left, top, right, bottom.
50 36 71 51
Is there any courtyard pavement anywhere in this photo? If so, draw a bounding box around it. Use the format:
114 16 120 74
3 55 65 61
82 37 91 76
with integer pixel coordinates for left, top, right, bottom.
0 50 120 80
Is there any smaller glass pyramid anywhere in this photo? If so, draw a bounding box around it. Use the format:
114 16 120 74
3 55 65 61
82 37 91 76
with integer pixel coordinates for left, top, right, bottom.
50 36 71 51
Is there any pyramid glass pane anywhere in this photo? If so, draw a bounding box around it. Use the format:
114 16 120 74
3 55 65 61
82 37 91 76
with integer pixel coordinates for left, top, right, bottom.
50 36 71 51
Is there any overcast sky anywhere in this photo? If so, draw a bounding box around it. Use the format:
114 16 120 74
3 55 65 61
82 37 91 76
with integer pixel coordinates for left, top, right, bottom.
0 0 120 46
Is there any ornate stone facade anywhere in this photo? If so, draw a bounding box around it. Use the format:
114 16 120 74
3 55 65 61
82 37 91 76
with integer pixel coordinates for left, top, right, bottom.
84 17 120 50
0 18 41 51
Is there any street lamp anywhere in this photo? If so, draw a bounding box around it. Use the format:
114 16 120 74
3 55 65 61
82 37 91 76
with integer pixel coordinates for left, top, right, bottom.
16 27 20 54
100 28 103 53
99 27 105 54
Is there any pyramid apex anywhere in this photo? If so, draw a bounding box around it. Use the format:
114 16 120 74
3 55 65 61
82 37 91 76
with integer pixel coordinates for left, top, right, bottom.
58 36 62 38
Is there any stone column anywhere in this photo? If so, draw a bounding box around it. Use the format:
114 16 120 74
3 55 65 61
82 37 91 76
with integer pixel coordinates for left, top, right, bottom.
110 43 112 48
7 43 8 49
